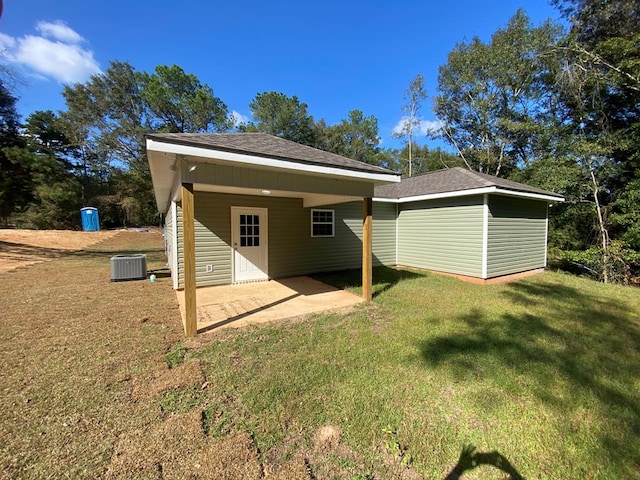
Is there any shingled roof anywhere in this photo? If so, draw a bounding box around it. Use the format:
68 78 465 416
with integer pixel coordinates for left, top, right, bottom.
146 132 394 175
374 167 563 200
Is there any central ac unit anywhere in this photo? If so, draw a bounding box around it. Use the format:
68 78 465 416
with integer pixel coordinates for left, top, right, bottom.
110 254 147 281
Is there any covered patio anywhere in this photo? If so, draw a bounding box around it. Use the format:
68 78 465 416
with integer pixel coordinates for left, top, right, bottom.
175 275 363 333
146 133 400 336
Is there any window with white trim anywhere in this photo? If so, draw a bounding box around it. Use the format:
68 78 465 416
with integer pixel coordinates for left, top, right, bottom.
311 209 334 237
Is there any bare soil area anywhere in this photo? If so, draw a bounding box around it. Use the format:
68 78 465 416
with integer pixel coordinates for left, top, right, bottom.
0 229 120 274
0 230 325 479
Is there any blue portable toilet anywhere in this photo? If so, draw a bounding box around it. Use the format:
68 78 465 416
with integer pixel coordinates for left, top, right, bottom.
80 207 100 231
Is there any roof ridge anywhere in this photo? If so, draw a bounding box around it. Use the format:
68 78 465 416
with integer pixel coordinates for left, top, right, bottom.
456 167 494 187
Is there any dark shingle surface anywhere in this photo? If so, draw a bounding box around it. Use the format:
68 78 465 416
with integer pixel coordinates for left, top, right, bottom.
146 132 395 175
374 167 563 199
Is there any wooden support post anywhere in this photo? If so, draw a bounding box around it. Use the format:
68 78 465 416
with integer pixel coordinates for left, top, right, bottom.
181 183 197 337
362 197 373 301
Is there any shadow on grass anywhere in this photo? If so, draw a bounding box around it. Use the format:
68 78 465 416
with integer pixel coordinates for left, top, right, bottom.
0 240 78 259
444 444 523 480
312 266 426 298
0 240 165 261
418 279 640 472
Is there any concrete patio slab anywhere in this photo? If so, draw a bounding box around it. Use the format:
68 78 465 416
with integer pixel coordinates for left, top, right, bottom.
175 276 363 333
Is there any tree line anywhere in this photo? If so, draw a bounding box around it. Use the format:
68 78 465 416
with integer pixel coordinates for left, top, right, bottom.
0 63 461 230
0 0 638 283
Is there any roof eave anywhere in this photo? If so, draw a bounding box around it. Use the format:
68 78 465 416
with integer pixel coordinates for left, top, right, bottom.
374 186 564 203
146 138 400 184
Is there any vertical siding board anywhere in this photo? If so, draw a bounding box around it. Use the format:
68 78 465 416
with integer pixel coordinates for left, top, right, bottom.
486 196 548 277
397 196 484 277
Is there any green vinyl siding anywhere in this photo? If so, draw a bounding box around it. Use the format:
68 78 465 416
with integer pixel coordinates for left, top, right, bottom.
397 196 484 277
371 202 397 266
487 195 548 278
176 204 184 288
177 193 396 288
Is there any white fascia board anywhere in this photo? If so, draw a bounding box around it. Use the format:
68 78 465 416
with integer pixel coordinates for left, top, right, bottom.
374 187 495 203
374 186 564 204
147 138 400 184
493 188 564 203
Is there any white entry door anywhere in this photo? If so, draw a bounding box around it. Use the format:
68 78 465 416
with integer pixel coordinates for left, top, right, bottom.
231 207 268 283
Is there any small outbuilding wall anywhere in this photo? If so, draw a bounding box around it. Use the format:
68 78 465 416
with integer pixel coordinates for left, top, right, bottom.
397 195 485 277
486 195 548 278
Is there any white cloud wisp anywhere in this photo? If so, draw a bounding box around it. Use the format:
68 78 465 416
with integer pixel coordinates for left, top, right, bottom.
1 21 101 84
392 117 445 137
231 110 251 128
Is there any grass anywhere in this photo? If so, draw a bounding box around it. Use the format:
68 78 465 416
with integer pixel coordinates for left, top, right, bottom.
192 267 640 479
1 231 638 479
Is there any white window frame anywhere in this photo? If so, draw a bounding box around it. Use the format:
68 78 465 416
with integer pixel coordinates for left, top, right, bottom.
310 209 335 237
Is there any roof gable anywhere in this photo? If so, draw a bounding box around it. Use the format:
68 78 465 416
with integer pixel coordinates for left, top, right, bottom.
374 167 563 201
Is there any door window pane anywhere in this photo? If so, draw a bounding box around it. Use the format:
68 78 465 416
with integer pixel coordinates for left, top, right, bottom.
239 212 261 247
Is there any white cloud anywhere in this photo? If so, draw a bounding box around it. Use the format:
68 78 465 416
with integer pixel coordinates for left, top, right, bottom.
392 117 445 137
418 119 445 135
0 33 17 49
231 110 250 127
1 21 101 84
36 21 84 44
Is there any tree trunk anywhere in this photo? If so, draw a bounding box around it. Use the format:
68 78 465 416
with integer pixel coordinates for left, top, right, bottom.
591 170 610 283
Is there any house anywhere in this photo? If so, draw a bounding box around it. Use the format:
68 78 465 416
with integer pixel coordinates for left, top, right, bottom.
146 133 563 334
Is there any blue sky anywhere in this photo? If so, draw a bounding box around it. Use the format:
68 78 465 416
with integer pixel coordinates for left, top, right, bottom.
1 0 563 150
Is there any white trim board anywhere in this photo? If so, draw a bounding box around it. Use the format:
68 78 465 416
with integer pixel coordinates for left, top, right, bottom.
374 186 564 204
481 193 489 279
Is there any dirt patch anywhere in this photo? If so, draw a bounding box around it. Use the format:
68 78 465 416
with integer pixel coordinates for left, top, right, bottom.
131 361 206 401
313 424 343 451
263 451 310 480
0 228 119 273
184 433 263 480
106 411 262 480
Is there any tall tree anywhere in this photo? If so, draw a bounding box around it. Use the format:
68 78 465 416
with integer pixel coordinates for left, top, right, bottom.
393 74 427 177
321 110 382 165
433 10 564 176
0 81 30 224
550 0 640 282
140 65 232 133
17 111 82 229
391 144 466 177
242 92 318 146
62 61 231 225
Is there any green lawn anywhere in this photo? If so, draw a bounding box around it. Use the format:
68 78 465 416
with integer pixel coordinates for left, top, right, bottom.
185 267 640 479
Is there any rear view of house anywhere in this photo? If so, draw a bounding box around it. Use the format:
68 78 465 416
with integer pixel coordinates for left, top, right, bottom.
148 133 563 293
